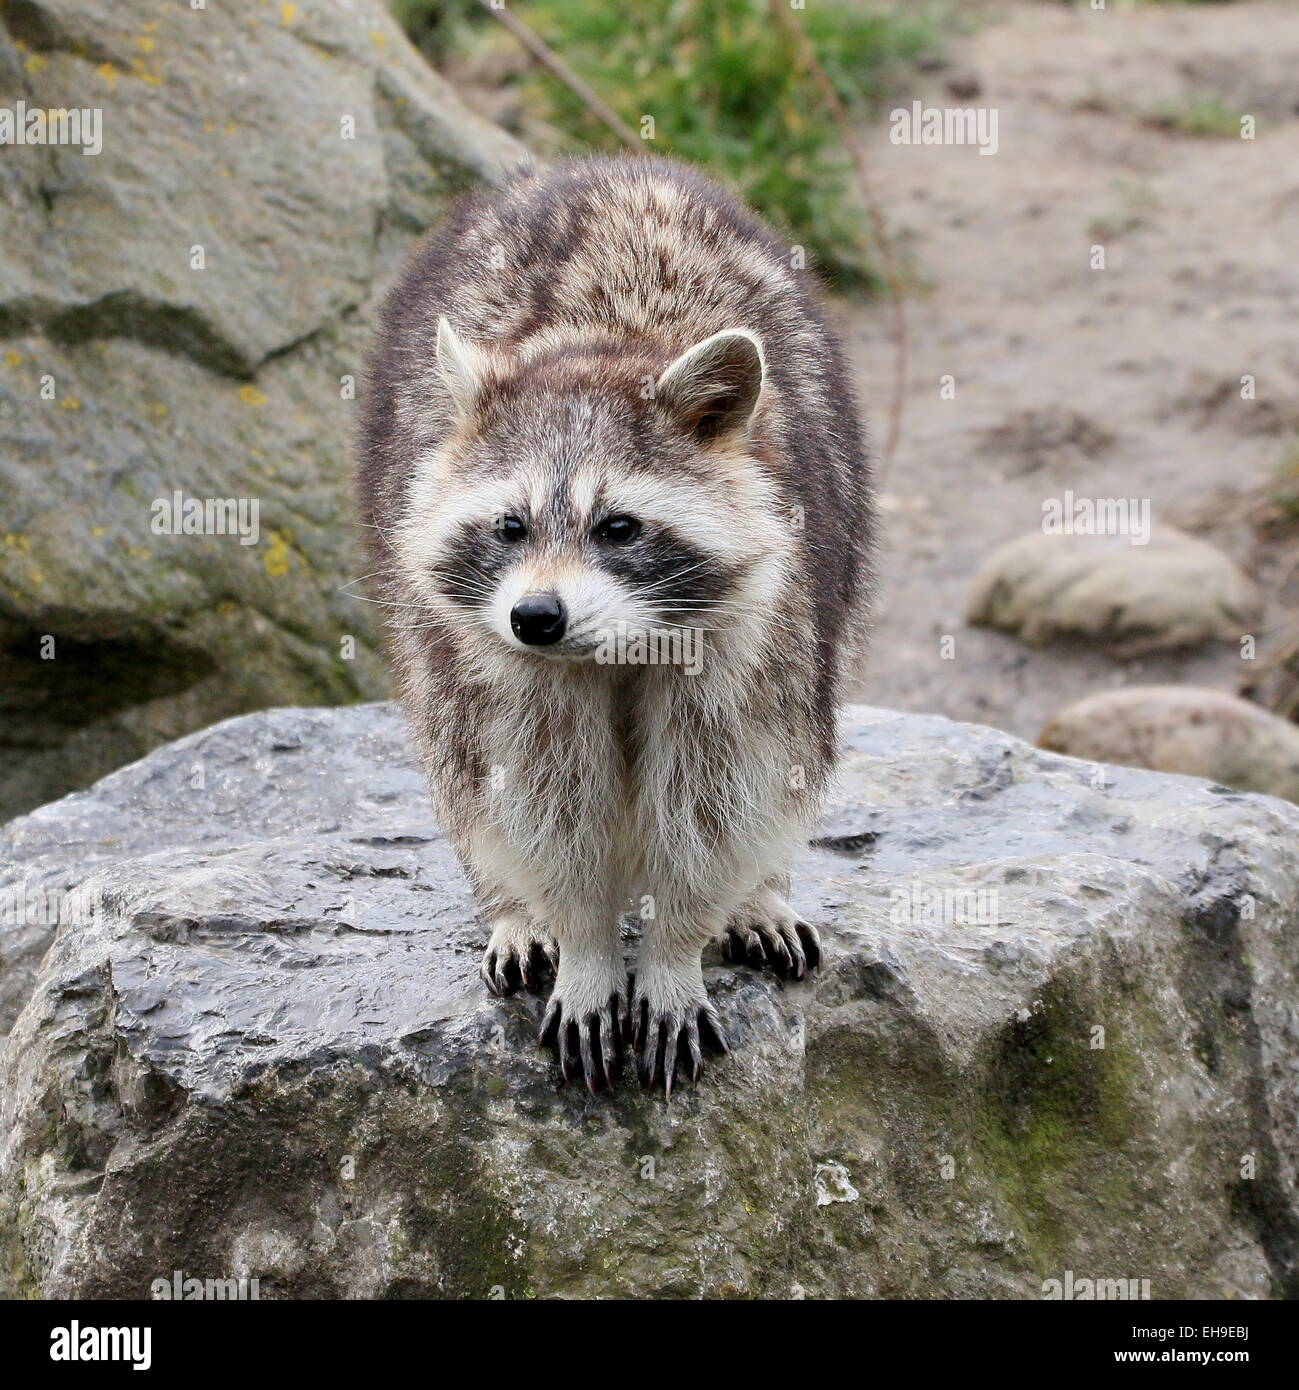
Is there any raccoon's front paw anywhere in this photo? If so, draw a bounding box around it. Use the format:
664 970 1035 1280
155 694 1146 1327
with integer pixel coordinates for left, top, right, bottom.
629 963 729 1097
721 889 820 980
480 913 559 996
538 958 628 1093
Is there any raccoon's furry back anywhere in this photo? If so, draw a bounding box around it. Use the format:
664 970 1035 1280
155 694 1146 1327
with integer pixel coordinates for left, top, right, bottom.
358 155 874 700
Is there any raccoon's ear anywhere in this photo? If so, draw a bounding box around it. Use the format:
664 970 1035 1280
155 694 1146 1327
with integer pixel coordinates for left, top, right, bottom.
655 329 765 443
436 316 488 418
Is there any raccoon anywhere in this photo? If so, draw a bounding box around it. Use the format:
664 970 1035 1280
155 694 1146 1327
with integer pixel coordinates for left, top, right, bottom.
357 156 873 1094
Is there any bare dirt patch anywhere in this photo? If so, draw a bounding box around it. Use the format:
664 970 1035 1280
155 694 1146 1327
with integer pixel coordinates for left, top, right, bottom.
840 0 1299 740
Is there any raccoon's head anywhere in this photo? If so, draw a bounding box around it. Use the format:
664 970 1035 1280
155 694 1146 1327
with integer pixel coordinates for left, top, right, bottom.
394 318 791 664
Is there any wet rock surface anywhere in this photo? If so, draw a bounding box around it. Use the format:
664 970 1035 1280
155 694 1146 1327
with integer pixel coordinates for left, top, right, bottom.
2 701 1298 1298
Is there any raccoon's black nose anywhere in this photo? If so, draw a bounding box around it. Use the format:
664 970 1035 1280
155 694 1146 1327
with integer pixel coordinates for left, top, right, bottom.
510 593 567 646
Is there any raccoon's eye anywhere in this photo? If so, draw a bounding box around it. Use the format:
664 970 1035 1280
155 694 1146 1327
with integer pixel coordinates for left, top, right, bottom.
494 513 528 543
594 514 641 545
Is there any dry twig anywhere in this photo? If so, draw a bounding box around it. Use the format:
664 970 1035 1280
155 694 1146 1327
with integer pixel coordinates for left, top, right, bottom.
476 0 645 153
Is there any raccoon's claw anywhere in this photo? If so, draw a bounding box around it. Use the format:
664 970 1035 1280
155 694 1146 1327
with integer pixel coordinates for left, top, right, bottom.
481 934 559 996
538 991 626 1093
629 995 729 1097
722 917 821 980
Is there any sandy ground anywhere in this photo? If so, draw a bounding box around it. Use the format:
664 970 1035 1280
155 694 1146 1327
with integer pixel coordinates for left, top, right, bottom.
839 0 1299 739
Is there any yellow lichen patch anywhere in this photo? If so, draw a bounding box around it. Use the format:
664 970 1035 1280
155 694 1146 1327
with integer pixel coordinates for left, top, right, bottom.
143 21 159 32
146 402 168 421
92 526 107 537
127 53 163 85
238 385 267 407
135 36 156 53
369 30 387 47
24 55 48 75
4 351 22 368
4 534 32 552
97 62 118 89
58 396 81 411
263 531 291 577
27 567 44 586
281 2 298 24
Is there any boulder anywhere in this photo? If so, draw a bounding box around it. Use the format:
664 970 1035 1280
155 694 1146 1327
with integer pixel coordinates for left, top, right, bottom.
1038 685 1299 804
0 0 527 821
966 526 1262 657
2 702 1298 1299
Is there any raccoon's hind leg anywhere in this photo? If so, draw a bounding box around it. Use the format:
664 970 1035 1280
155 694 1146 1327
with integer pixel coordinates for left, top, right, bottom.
720 880 821 981
480 910 559 997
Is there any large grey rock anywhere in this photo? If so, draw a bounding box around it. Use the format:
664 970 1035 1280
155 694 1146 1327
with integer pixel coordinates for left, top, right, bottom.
966 527 1262 657
2 702 1298 1299
0 0 526 820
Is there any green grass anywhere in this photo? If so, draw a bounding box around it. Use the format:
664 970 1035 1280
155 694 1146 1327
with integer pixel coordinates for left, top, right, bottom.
1145 92 1244 137
391 0 948 291
1268 438 1299 524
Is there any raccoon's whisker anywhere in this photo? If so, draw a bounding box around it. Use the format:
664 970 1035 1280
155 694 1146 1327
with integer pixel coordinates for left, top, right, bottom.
439 566 498 596
631 557 715 592
446 594 492 607
648 621 730 634
657 602 745 615
339 567 400 588
351 517 404 554
341 592 441 611
634 561 713 598
387 618 446 632
436 566 502 600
